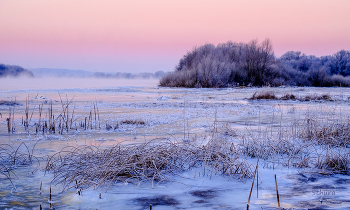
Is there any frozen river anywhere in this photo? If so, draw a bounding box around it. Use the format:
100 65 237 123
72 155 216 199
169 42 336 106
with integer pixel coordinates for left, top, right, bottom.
1 77 350 209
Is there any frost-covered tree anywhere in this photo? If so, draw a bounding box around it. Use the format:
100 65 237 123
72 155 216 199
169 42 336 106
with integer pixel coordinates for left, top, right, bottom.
160 40 350 87
327 50 350 76
280 51 322 73
160 39 279 87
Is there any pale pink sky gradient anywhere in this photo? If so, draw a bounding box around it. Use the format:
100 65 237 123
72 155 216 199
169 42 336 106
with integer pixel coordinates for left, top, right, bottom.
1 0 350 72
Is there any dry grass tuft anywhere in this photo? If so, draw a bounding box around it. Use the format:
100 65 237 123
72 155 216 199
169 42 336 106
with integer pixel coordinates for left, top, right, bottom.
316 150 350 175
240 134 308 162
249 92 333 102
249 91 276 100
299 94 333 102
239 130 350 174
301 118 350 147
45 138 253 192
120 119 145 125
239 109 350 174
280 94 297 100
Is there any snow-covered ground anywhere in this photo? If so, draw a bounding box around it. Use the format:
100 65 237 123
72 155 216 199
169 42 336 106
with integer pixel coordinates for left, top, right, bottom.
1 78 350 209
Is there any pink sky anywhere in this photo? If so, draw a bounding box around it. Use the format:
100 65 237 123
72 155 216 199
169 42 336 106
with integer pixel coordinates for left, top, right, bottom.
1 0 350 72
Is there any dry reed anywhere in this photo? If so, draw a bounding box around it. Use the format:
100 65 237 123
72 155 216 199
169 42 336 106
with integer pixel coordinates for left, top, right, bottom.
249 91 333 102
239 108 350 175
120 119 145 125
249 91 276 100
45 138 253 192
0 142 40 185
300 117 350 147
274 174 281 210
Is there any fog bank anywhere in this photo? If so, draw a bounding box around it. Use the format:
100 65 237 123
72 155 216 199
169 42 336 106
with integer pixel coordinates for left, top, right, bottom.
0 77 159 91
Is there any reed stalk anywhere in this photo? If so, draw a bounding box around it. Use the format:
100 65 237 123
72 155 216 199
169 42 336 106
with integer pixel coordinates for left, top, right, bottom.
25 96 29 131
38 103 43 133
247 159 259 210
275 174 281 210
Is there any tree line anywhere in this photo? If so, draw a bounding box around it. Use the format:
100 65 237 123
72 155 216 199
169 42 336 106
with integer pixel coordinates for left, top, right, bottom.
0 64 34 78
159 39 350 87
93 71 165 79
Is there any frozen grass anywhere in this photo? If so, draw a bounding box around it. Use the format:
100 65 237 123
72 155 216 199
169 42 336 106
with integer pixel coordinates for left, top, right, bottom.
300 117 350 147
240 135 350 174
239 109 350 175
2 88 350 209
249 91 333 102
316 149 350 175
105 119 146 130
249 91 277 100
279 93 297 100
43 106 350 194
0 91 338 137
3 95 104 134
299 94 333 101
2 98 349 192
0 142 39 185
120 119 145 125
45 137 253 192
2 95 149 135
37 113 350 203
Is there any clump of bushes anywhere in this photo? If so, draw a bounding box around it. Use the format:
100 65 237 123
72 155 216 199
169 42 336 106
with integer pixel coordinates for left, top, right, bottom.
160 39 277 88
159 39 350 88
